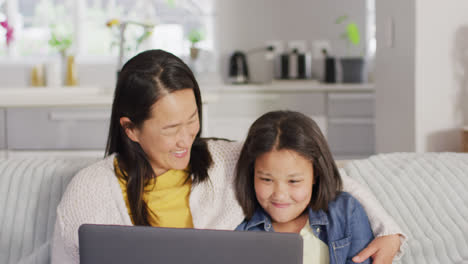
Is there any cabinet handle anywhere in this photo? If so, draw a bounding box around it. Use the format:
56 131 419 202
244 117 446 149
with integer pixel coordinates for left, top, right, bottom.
224 94 280 101
328 93 374 100
49 111 110 121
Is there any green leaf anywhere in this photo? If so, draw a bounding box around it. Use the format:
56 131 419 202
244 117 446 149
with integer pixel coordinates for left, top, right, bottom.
49 29 73 52
346 23 360 45
188 29 204 44
166 0 176 8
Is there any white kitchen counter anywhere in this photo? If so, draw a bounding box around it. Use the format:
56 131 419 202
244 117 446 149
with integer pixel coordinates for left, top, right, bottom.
202 80 374 93
0 81 373 107
0 87 113 107
0 86 219 107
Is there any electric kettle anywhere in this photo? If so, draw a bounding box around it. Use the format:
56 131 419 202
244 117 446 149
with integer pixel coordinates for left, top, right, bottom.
228 51 249 84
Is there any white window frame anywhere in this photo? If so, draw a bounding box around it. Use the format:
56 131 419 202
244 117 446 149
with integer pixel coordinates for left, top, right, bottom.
2 0 215 61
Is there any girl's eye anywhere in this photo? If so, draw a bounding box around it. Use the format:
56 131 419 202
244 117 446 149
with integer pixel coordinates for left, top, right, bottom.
260 178 272 182
289 179 302 184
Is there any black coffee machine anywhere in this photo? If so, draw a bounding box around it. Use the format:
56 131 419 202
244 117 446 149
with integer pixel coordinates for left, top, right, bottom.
279 48 308 79
228 51 249 84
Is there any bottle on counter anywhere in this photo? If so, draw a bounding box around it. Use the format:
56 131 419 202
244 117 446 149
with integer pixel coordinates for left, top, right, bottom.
31 64 45 87
323 49 336 83
65 55 78 86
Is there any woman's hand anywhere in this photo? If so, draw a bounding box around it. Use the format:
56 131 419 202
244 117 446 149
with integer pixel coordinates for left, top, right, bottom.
352 234 401 264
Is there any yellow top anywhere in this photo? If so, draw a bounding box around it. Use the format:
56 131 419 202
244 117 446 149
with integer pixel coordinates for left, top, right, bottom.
300 220 330 264
114 158 194 228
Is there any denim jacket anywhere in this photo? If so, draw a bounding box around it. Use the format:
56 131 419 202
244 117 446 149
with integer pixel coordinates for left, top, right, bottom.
235 192 373 264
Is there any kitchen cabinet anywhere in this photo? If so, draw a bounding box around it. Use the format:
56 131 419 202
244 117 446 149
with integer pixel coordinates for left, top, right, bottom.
327 93 375 159
203 86 375 159
206 92 327 141
0 82 374 159
0 90 214 157
6 107 110 150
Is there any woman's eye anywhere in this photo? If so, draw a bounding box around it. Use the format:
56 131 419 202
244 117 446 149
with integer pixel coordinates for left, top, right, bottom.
162 127 179 135
261 178 272 182
289 179 302 184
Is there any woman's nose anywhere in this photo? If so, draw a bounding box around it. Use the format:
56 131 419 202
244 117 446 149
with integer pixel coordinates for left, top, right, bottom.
177 126 193 147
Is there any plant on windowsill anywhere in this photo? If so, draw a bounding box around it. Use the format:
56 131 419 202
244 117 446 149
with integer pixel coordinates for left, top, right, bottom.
335 15 365 83
48 25 74 86
48 27 72 58
188 29 204 60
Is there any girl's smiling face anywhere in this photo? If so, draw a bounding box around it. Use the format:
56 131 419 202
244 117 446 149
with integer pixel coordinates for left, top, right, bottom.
254 149 314 232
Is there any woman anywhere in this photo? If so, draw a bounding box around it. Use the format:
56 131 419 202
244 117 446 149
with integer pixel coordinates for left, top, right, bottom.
52 50 404 264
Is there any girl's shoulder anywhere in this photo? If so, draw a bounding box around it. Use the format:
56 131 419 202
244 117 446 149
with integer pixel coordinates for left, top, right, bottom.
235 219 248 231
331 192 360 206
328 192 368 218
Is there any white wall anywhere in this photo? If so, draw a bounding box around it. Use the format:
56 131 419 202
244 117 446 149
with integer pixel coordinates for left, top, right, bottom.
375 0 416 152
376 0 468 153
415 0 468 152
215 0 367 80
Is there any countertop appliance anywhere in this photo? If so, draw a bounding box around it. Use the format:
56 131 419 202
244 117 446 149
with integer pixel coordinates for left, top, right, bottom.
228 51 249 84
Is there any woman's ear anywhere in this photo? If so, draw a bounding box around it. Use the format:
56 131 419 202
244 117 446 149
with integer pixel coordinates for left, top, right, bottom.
120 117 139 143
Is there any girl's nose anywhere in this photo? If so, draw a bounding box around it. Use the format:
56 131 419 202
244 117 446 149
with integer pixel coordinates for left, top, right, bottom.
272 184 287 200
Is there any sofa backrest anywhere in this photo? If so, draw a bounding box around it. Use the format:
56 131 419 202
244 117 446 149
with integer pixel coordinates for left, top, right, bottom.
0 157 97 264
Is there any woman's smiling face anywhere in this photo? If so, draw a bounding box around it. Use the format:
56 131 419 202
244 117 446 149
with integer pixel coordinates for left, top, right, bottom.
127 89 200 176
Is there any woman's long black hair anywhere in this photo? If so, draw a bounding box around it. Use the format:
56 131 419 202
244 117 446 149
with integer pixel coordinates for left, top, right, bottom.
105 49 212 226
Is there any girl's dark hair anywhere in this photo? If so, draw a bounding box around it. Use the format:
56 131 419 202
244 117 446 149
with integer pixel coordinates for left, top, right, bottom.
235 110 342 219
105 49 212 226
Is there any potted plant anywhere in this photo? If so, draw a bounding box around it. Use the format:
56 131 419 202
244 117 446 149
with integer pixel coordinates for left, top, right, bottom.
336 15 365 83
48 25 74 86
188 29 204 60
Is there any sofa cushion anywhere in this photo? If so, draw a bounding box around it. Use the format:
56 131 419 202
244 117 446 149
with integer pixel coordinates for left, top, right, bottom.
342 152 468 263
0 157 97 264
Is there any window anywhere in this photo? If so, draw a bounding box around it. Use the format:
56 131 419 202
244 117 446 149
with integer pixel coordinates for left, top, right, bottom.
1 0 215 64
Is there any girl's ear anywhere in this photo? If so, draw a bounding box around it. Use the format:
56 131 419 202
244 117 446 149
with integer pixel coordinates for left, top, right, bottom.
120 117 140 143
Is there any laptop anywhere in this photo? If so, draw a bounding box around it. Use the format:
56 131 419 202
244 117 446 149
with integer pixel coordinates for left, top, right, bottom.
79 224 303 264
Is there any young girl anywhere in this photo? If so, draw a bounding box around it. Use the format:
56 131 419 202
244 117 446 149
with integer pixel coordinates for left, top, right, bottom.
235 110 374 264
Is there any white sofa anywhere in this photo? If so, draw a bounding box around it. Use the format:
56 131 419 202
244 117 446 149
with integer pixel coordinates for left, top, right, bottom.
341 152 468 263
1 153 468 263
0 157 97 264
